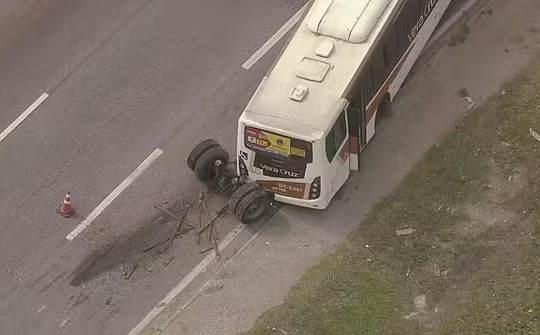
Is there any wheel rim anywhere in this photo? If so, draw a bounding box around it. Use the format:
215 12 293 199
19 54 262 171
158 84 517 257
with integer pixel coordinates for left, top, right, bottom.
243 197 267 221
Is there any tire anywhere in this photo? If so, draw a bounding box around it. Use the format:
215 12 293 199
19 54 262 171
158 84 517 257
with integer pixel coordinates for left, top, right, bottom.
375 94 392 128
236 189 271 224
187 139 220 171
228 183 261 215
193 146 229 180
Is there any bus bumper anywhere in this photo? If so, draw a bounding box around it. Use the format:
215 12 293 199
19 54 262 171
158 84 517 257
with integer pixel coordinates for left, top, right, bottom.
273 193 328 210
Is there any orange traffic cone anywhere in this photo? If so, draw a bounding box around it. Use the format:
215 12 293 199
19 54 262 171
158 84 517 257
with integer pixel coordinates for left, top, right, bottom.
57 191 75 218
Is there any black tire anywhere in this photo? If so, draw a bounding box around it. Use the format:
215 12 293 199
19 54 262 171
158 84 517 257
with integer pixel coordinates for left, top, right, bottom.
187 139 220 171
236 189 271 224
193 146 229 180
228 183 261 214
375 94 392 128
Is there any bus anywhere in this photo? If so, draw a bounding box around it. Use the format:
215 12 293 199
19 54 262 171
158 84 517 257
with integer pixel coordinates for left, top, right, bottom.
188 0 451 223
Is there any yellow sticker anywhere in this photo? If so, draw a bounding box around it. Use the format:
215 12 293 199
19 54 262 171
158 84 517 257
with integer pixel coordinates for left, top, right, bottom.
291 147 306 157
265 132 291 155
256 138 269 147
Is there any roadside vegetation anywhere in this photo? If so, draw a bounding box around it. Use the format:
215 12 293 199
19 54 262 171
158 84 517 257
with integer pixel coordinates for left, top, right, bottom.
242 56 540 335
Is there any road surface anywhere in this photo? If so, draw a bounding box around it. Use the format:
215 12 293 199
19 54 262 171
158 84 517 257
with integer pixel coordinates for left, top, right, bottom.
0 0 306 334
0 0 502 334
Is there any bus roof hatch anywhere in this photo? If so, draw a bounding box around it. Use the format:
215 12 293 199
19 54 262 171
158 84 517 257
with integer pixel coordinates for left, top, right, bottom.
307 0 392 43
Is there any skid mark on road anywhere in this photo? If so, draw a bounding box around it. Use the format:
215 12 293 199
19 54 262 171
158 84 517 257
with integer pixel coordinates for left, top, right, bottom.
69 215 195 286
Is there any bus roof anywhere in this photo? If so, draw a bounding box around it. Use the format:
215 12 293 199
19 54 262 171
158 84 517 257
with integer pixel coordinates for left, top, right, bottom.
242 0 401 140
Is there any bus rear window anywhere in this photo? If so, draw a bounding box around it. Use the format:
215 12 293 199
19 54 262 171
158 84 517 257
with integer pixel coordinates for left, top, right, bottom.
244 126 312 163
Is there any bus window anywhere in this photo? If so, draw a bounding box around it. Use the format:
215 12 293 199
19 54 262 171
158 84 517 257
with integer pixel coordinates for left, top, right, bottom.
396 0 422 51
325 110 347 162
371 46 386 89
362 66 376 105
384 27 401 71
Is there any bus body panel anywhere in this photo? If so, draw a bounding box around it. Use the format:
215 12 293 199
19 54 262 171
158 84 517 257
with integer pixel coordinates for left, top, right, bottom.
236 0 451 210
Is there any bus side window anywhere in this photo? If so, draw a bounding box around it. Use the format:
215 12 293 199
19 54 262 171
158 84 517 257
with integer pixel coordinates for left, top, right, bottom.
396 0 421 52
384 27 400 72
325 110 347 162
371 45 387 89
362 66 375 105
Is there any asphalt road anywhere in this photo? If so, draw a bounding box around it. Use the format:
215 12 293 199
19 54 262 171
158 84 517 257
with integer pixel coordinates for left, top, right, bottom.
0 0 484 334
0 0 306 334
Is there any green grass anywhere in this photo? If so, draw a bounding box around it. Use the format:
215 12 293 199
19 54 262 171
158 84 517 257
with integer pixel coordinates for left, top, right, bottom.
242 57 540 335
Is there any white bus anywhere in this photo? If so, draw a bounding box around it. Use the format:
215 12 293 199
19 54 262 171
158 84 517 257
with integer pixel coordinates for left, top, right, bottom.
188 0 451 223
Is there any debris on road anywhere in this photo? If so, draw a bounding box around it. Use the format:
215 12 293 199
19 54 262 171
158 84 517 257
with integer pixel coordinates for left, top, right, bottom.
58 318 71 328
126 263 137 280
212 233 221 261
395 228 416 236
165 203 189 249
142 204 190 253
199 205 228 236
155 203 194 228
529 128 540 143
164 256 175 267
197 192 205 243
199 247 213 254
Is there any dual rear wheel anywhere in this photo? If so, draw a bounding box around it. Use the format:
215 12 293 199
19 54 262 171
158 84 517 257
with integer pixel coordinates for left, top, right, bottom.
187 139 271 224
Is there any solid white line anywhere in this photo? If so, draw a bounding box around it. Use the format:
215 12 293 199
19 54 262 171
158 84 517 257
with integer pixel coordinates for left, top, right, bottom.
0 93 49 143
127 223 247 335
158 225 266 334
241 2 309 70
65 148 164 241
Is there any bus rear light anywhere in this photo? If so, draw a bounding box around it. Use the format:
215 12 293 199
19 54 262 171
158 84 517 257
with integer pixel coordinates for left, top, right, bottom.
238 157 249 176
309 176 321 199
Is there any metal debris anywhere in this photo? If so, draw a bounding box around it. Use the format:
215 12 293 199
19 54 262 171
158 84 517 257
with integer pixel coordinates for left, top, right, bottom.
212 233 221 261
165 204 190 249
126 263 137 280
155 204 194 228
164 256 175 267
199 247 213 254
142 205 190 253
396 228 416 236
199 205 228 235
530 128 540 143
197 193 205 243
58 318 71 328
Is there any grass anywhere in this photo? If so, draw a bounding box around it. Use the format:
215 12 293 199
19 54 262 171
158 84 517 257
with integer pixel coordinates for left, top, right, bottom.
241 56 540 335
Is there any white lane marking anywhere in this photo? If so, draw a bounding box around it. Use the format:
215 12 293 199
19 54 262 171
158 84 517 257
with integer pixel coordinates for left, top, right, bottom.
158 225 266 333
241 2 309 70
66 148 164 241
0 93 49 143
127 223 247 335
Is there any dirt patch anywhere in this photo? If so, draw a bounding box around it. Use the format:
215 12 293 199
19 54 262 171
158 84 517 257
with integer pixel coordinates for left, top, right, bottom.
241 54 540 335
